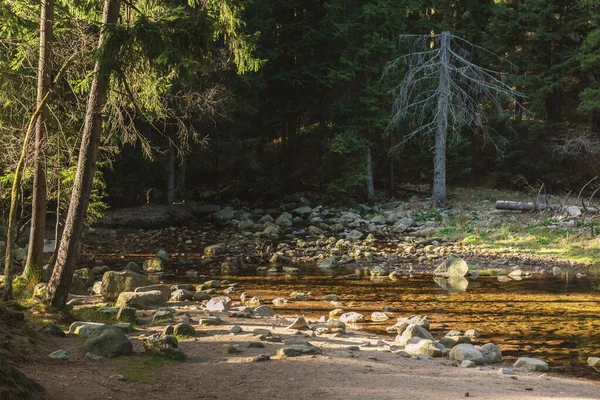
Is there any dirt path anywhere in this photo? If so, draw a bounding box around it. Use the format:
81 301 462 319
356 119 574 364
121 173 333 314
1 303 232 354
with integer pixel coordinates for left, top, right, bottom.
21 312 600 400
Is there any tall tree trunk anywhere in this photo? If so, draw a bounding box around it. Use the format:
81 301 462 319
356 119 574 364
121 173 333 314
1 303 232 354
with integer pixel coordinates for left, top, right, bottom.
366 145 375 200
2 99 50 300
177 154 186 198
432 31 450 208
23 0 55 280
166 144 175 204
46 0 121 308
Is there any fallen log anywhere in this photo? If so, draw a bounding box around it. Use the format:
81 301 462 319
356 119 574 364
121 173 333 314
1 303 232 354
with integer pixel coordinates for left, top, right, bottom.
495 201 598 214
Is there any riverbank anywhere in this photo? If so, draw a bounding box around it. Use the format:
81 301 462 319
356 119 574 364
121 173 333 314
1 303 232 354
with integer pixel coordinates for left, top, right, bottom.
18 298 600 400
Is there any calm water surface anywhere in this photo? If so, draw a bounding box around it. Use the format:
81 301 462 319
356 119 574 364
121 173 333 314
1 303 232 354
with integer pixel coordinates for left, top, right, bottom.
215 269 600 380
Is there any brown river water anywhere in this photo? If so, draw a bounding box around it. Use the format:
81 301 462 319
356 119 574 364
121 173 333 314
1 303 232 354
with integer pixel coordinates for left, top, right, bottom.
193 268 600 380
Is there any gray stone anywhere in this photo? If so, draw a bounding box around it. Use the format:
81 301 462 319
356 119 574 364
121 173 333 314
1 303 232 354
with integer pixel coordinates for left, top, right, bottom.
68 322 106 337
193 291 212 301
115 291 167 310
433 255 469 277
371 312 389 322
170 289 193 302
449 344 484 365
588 357 600 372
254 305 275 317
478 343 503 363
275 344 322 357
340 312 365 324
230 325 243 334
392 315 430 333
213 207 234 224
48 349 72 361
172 323 196 337
405 339 446 357
143 257 165 273
513 357 549 372
84 326 133 358
318 258 339 269
143 333 185 360
101 270 152 301
460 360 476 368
497 368 513 375
204 243 226 256
198 316 221 326
124 261 142 273
86 352 107 362
287 316 309 330
70 274 89 295
395 324 435 346
152 310 174 324
206 296 232 312
346 230 364 241
117 307 137 323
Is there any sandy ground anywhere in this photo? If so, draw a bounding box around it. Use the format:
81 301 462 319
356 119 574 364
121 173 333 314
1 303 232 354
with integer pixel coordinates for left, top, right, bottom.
19 307 600 400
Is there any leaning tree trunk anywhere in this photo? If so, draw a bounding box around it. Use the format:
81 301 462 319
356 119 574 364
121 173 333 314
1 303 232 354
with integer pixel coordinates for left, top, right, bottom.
432 31 450 208
23 0 55 281
366 145 375 200
46 0 121 308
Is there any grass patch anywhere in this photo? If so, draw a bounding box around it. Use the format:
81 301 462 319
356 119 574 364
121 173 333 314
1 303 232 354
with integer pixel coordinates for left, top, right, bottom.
115 356 181 384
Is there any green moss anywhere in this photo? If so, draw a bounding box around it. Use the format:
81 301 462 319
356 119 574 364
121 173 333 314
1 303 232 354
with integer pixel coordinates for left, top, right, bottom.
115 356 181 384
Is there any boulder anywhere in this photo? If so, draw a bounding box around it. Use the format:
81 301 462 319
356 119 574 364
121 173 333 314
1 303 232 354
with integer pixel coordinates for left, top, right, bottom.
124 261 142 273
346 230 364 241
318 258 339 269
204 243 226 256
49 349 72 361
513 357 549 372
286 316 309 330
143 333 185 360
587 357 600 372
68 322 106 337
395 324 434 346
172 323 197 337
433 255 469 277
74 268 94 286
170 289 193 302
117 307 137 323
192 204 221 217
84 326 133 358
115 291 167 310
340 312 365 324
134 284 171 299
101 270 152 301
275 344 322 357
254 305 275 317
143 257 165 273
212 207 234 224
152 310 174 324
206 296 232 312
405 339 446 357
392 316 430 334
449 344 484 365
70 274 89 295
371 312 389 322
478 343 503 363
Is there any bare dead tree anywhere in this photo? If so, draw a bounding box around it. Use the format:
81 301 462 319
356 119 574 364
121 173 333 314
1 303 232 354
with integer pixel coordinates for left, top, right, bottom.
384 31 525 208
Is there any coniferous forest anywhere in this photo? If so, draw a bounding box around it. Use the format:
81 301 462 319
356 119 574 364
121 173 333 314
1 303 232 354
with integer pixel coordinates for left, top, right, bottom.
2 1 600 399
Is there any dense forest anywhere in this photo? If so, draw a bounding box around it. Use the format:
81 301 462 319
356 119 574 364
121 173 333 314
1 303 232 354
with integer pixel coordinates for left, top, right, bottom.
3 1 600 398
2 0 600 212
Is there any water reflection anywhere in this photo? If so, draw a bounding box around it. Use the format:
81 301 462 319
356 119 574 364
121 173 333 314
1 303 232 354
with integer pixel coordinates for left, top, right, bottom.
434 276 469 292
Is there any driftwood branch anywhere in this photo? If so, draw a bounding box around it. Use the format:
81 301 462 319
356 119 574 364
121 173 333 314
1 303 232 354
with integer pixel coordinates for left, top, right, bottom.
495 201 598 214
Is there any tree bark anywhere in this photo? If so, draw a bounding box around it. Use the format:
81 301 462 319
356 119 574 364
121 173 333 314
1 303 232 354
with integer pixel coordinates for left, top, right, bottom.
432 31 450 208
46 0 121 308
366 145 375 200
23 0 55 280
166 144 175 204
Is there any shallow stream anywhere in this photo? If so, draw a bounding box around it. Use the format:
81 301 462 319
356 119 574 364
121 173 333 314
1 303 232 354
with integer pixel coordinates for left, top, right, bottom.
206 268 600 380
